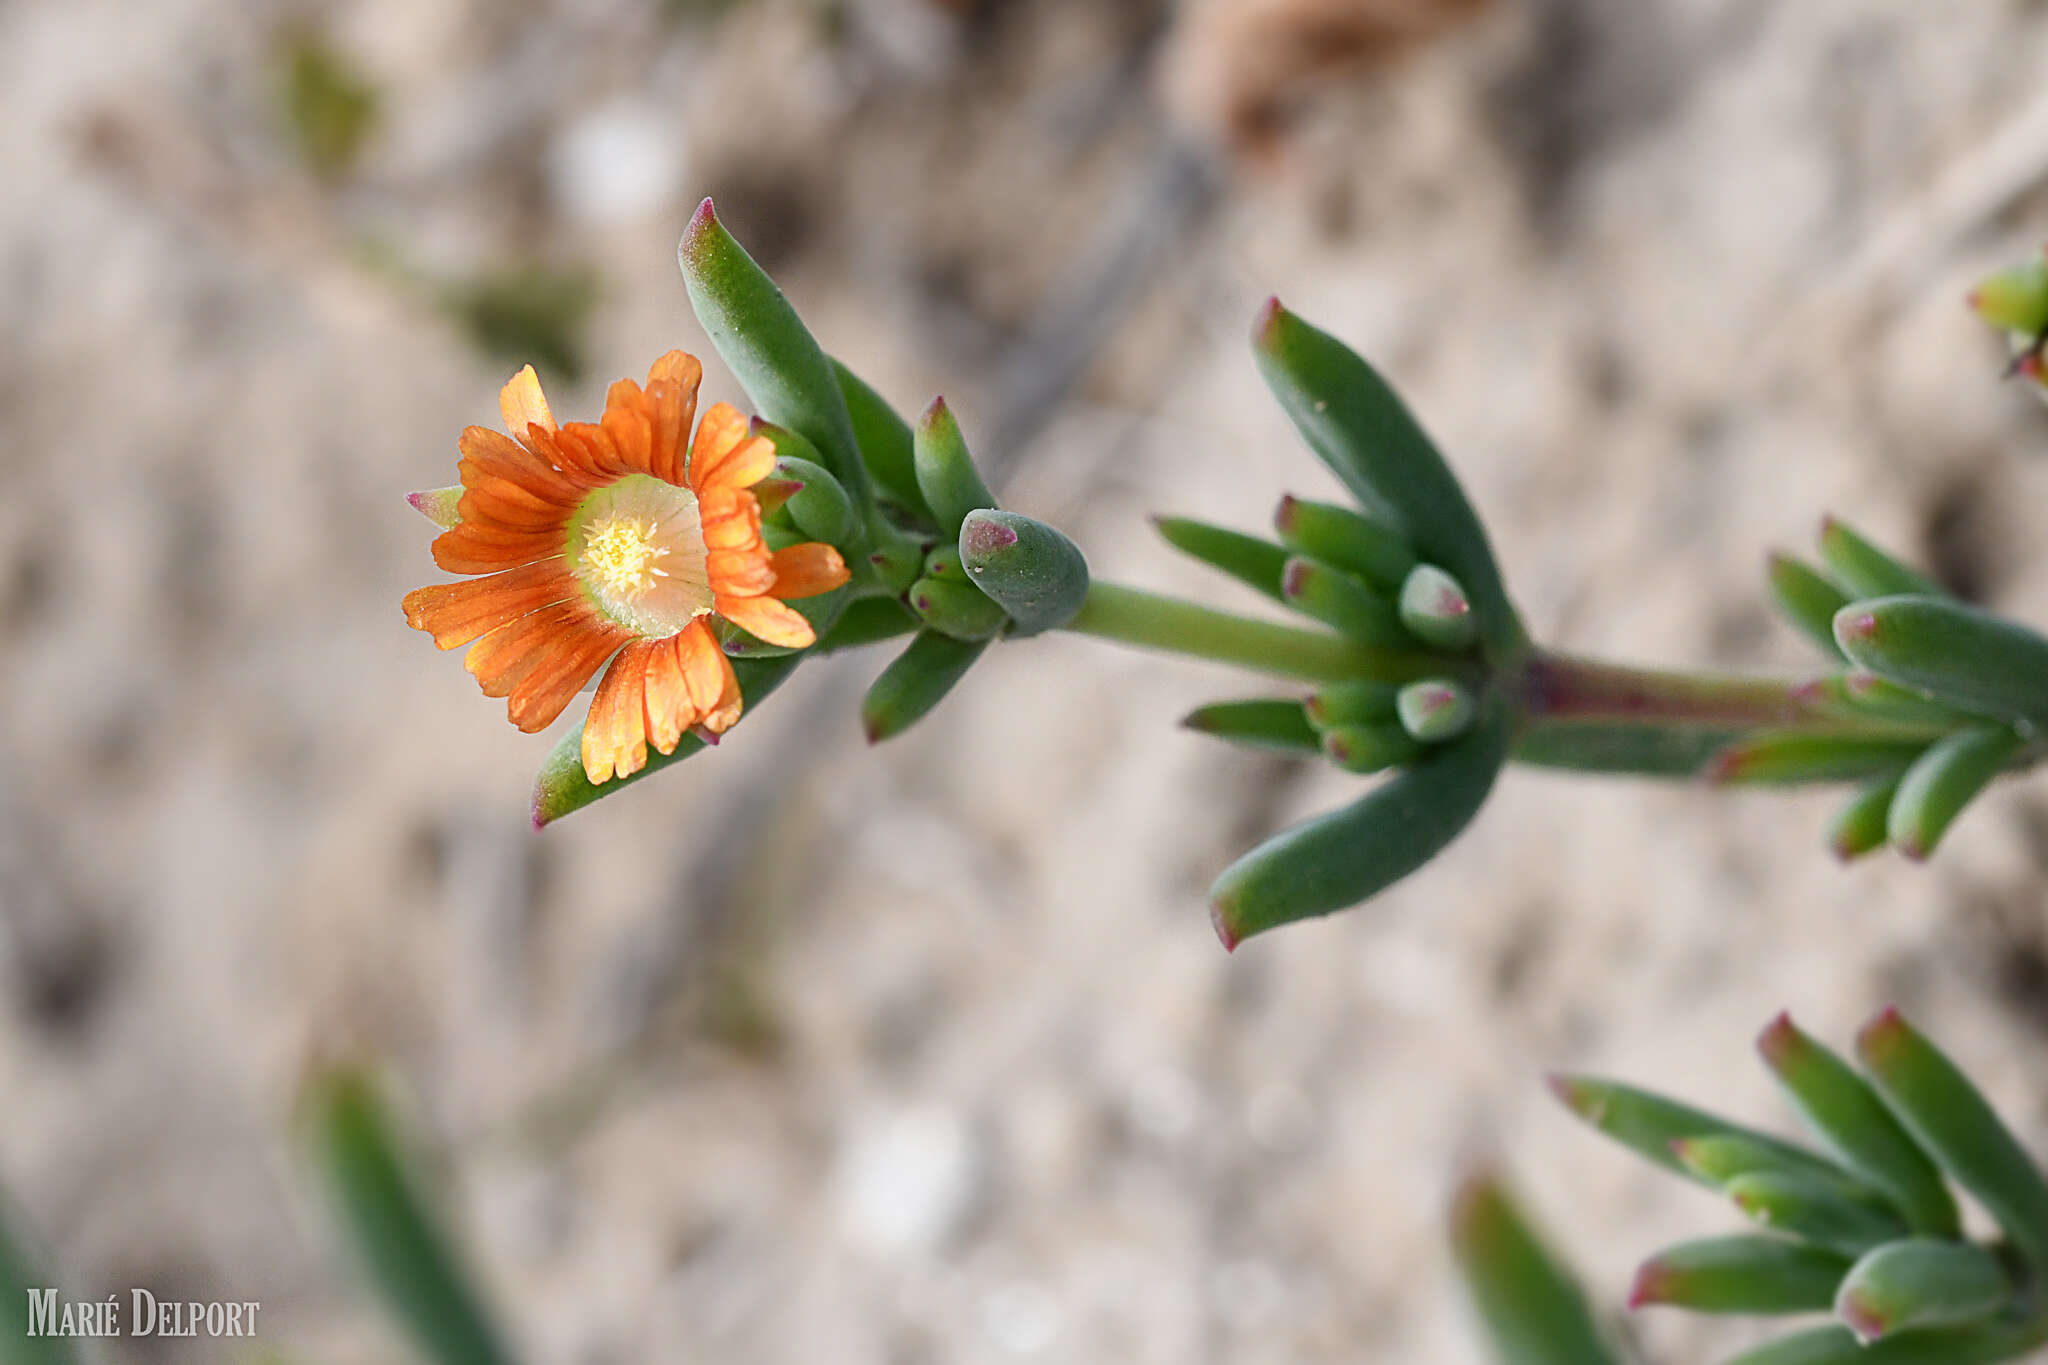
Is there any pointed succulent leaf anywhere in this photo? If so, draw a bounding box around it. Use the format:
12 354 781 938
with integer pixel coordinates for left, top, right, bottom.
1723 1322 2043 1365
861 629 988 743
1320 722 1422 774
908 575 1007 642
1152 516 1290 603
301 1066 520 1365
1629 1235 1850 1315
1399 564 1478 650
1756 1014 1959 1236
815 597 919 654
1886 725 2024 860
1835 594 2048 731
1181 699 1320 756
1513 723 1738 777
1841 671 1977 729
1706 731 1927 785
761 448 856 547
1818 518 1944 600
1304 680 1400 729
1857 1008 2048 1270
1449 1174 1621 1365
1671 1136 1882 1209
1835 1240 2010 1344
1550 1075 1841 1188
531 656 801 825
679 199 871 516
1828 778 1899 861
832 357 933 522
1725 1170 1910 1257
1209 709 1508 947
408 485 465 530
1282 556 1413 647
959 509 1089 636
1969 260 2048 335
1273 495 1417 590
912 397 996 536
1253 298 1521 653
1769 554 1852 657
1068 584 1438 685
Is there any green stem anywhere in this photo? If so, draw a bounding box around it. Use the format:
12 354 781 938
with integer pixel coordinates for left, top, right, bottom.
1063 582 1447 685
1524 651 1821 728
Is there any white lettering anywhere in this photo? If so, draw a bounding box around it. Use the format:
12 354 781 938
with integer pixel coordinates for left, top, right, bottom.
26 1289 56 1337
131 1288 156 1336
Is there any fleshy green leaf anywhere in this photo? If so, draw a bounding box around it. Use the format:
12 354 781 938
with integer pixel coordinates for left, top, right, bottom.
1724 1322 2042 1365
1398 564 1478 651
1273 495 1417 590
832 357 931 523
861 630 988 743
301 1066 520 1365
1757 1013 1959 1237
1303 680 1400 729
1724 1170 1909 1257
1834 595 2048 730
958 509 1090 636
1281 556 1412 647
679 199 871 518
754 425 855 546
1856 1008 2048 1270
531 656 801 825
1514 723 1737 777
1180 699 1320 755
1397 678 1476 743
1705 731 1927 785
814 597 919 654
911 397 996 537
1971 260 2048 335
1828 778 1899 860
1152 517 1289 603
1449 1174 1620 1365
1319 722 1422 774
1629 1235 1849 1315
1208 707 1508 947
1817 518 1944 600
1550 1075 1844 1188
1835 1240 2010 1344
907 575 1007 642
1252 298 1521 654
1769 553 1852 657
1886 724 2024 859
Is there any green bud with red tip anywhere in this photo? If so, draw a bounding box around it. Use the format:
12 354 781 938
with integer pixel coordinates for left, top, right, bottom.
1829 779 1898 860
1181 699 1321 756
1969 259 2048 335
1886 724 2025 859
1725 1171 1908 1256
1835 595 2048 732
1834 1240 2011 1344
1320 723 1421 773
959 509 1089 636
1281 556 1412 646
861 630 989 744
908 575 1007 642
1629 1236 1849 1315
1273 495 1416 590
1153 516 1289 603
1398 678 1475 742
1399 564 1478 651
1304 680 1400 729
1768 552 1852 657
1706 731 1928 785
912 397 996 537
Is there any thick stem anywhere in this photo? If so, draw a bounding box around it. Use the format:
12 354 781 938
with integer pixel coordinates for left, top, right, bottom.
1523 650 1821 728
1063 582 1446 685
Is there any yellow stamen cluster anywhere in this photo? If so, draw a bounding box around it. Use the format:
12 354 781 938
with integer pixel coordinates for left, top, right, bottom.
580 514 669 600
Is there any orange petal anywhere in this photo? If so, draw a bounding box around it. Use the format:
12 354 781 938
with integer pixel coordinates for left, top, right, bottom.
676 619 727 713
717 593 815 649
687 403 751 491
641 632 694 753
499 365 557 441
646 350 703 391
465 599 602 698
697 433 777 494
646 376 694 486
454 476 572 530
506 621 630 733
402 558 573 649
581 641 657 783
458 427 589 503
702 648 743 733
701 498 763 550
433 524 565 574
768 543 850 600
601 380 656 474
707 548 776 596
556 424 636 481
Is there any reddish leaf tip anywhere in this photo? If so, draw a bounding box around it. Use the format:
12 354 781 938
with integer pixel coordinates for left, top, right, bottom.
1856 1006 1910 1064
961 514 1018 557
1627 1262 1671 1310
1281 558 1312 598
1837 1289 1888 1344
1544 1072 1593 1116
1210 896 1241 953
1273 493 1300 532
1755 1010 1799 1065
1251 295 1287 349
1836 611 1879 644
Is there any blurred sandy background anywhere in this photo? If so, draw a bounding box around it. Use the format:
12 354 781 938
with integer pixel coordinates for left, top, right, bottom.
8 0 2048 1361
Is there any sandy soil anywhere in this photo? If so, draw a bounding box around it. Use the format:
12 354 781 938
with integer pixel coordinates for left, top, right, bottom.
6 0 2048 1361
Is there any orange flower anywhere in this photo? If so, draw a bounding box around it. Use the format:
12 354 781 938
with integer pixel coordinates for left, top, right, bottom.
404 352 850 784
